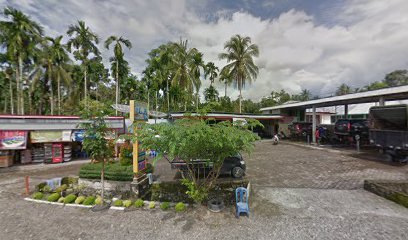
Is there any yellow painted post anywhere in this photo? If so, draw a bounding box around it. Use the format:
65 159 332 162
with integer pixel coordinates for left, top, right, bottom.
130 100 139 174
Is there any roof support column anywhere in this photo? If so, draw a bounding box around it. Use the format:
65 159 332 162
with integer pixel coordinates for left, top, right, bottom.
344 104 349 119
379 97 385 106
312 105 316 144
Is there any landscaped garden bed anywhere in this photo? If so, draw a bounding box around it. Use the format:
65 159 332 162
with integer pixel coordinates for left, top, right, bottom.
364 180 408 208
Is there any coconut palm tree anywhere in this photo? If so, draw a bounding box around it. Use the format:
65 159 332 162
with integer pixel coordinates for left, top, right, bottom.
219 35 259 113
0 7 43 114
219 66 233 97
104 36 132 115
336 83 352 96
204 62 219 86
171 40 204 111
67 21 100 106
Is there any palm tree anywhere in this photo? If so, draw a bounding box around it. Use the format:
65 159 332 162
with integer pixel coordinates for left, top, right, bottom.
67 21 100 106
171 40 204 111
219 35 259 113
104 36 132 115
0 7 43 114
336 83 352 96
204 62 219 86
219 66 233 97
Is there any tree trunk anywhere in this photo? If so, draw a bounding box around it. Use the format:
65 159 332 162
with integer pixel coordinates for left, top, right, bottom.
49 63 54 115
224 82 227 97
166 78 169 113
195 93 199 111
84 68 87 107
8 73 14 114
101 159 105 202
18 56 24 115
58 72 61 115
115 60 119 116
239 78 242 114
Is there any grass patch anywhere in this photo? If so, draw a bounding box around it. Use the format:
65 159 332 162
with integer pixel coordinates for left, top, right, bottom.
79 162 134 181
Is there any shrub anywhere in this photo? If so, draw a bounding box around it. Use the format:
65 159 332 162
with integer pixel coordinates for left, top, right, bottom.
61 177 78 185
47 193 61 202
119 142 133 166
55 184 68 193
41 185 52 193
149 202 156 209
83 196 96 205
160 202 170 211
32 192 44 200
64 194 77 204
57 197 65 203
134 199 144 208
175 202 186 212
75 196 86 204
95 196 103 205
145 163 154 174
79 162 133 181
113 199 123 207
123 200 132 208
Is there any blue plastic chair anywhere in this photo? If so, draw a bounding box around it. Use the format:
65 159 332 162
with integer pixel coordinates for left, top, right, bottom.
235 187 249 217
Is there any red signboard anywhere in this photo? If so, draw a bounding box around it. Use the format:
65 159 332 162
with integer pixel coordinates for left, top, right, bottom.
0 131 28 150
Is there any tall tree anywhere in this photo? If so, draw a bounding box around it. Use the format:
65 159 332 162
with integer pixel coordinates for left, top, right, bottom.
219 35 259 113
204 62 219 86
104 36 132 115
335 83 352 96
67 20 100 106
219 66 233 97
0 7 43 114
384 70 408 87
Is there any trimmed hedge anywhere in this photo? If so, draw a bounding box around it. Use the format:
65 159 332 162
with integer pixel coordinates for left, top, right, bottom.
113 199 123 207
64 194 77 204
175 202 186 212
83 196 96 205
79 162 133 181
47 193 61 202
32 192 44 200
75 196 86 204
160 202 170 210
123 200 132 208
134 199 144 208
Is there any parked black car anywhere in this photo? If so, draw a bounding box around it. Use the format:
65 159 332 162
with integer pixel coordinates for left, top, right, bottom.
170 153 246 178
334 119 369 144
288 122 312 138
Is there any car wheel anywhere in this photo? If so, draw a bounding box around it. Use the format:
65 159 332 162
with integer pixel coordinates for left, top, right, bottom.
231 166 244 178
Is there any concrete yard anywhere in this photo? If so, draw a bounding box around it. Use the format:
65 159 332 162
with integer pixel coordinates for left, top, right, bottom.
1 140 408 240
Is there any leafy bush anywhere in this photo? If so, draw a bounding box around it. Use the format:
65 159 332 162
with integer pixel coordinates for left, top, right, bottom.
61 177 78 185
79 162 133 181
175 202 186 212
75 196 86 204
145 163 154 174
134 199 144 208
119 142 133 166
83 196 96 205
55 184 68 193
41 185 51 193
64 194 77 204
149 202 156 209
113 199 123 207
57 197 65 203
95 196 103 205
123 200 132 208
181 178 208 204
47 193 61 202
160 202 170 210
32 192 44 200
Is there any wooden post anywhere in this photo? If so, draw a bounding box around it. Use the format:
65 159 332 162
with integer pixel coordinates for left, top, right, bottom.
130 100 139 174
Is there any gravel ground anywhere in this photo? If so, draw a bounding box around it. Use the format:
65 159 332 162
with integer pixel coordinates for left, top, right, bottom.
1 141 408 240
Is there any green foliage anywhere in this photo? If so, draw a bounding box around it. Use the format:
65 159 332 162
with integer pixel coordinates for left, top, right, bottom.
181 178 208 204
41 185 51 193
160 202 170 211
145 163 154 174
79 162 133 181
113 199 123 207
64 194 77 204
57 197 65 203
95 196 103 205
123 200 132 208
32 192 44 200
175 202 186 212
148 202 156 209
55 184 68 193
47 193 61 202
132 117 260 203
83 196 96 205
75 196 86 204
119 142 133 166
134 199 144 208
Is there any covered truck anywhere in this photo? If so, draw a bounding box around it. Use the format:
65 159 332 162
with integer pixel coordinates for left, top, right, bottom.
369 104 408 163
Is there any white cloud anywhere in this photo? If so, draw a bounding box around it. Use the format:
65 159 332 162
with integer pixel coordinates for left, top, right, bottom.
2 0 408 102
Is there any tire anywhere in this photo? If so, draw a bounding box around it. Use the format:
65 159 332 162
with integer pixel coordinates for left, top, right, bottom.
231 166 244 178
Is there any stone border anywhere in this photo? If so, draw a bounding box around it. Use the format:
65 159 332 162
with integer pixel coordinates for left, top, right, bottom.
364 180 408 208
24 198 188 211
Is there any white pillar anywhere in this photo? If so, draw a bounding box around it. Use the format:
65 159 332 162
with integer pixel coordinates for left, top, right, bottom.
379 97 385 106
312 105 316 144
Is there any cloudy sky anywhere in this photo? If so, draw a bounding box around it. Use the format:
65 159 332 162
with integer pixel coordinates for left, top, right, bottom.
1 0 408 101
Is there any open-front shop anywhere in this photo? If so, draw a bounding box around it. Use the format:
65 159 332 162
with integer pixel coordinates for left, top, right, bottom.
0 115 124 168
